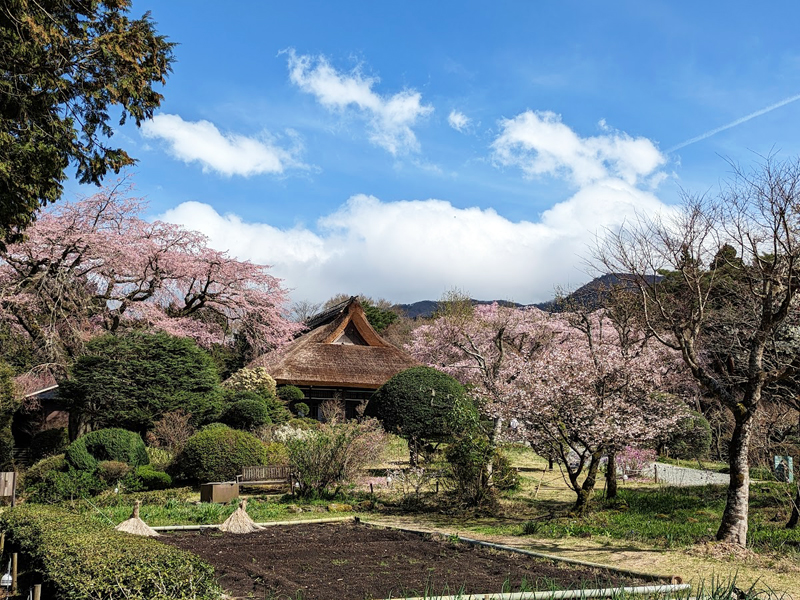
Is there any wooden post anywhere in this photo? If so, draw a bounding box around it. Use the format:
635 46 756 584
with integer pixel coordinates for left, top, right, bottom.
654 464 659 484
10 472 15 508
11 552 17 595
0 531 4 557
33 584 42 600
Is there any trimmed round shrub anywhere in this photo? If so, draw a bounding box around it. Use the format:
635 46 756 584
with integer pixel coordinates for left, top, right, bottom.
65 428 149 473
277 385 305 402
0 505 220 598
30 427 69 462
293 402 310 418
666 411 712 460
221 398 272 431
135 465 173 490
223 389 292 425
173 424 268 482
368 366 478 455
60 332 224 432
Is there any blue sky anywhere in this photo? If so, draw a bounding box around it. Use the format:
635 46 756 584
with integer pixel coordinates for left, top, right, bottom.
69 1 800 304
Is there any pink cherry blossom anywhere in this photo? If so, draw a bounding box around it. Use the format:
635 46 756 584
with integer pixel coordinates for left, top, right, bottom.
0 180 301 363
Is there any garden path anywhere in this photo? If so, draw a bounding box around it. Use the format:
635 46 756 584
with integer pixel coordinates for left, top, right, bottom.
642 463 730 487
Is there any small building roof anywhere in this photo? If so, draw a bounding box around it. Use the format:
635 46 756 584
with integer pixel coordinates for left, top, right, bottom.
251 297 418 389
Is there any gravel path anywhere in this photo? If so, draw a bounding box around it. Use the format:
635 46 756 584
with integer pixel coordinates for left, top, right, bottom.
641 462 730 487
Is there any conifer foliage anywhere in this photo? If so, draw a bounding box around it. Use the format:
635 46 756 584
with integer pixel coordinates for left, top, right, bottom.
0 0 175 248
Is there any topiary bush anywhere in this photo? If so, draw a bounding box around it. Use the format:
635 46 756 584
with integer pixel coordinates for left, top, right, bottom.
65 428 149 473
293 402 310 418
124 465 173 491
30 427 69 462
368 366 478 464
173 424 268 482
0 505 219 599
221 397 272 431
223 389 291 425
59 332 224 434
277 385 305 402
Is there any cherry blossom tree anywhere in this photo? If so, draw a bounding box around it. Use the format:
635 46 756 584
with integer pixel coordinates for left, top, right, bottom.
518 311 686 514
410 301 688 514
0 180 300 366
409 297 552 442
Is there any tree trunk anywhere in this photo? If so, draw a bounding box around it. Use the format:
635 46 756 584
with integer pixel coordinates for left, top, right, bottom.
605 451 618 500
570 453 601 516
716 410 755 546
408 440 420 468
787 484 799 529
485 417 504 485
68 411 89 442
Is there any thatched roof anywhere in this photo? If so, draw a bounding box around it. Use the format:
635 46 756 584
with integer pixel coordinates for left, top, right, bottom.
252 297 418 389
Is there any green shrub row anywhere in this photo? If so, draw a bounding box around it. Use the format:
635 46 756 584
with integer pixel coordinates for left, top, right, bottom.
0 505 220 599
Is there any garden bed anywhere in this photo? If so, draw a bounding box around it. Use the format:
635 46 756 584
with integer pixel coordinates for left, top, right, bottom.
160 521 649 599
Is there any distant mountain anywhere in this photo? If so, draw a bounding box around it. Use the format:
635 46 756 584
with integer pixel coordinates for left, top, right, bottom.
533 273 652 312
394 299 525 319
395 274 656 319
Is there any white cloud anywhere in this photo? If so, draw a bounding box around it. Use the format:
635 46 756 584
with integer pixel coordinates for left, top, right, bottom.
286 50 433 155
158 112 673 305
448 110 471 132
141 114 305 177
159 186 670 305
491 110 665 186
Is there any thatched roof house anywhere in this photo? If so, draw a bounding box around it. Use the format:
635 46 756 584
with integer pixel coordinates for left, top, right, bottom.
251 297 418 419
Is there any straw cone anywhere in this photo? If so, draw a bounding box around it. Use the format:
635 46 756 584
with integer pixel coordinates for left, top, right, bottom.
219 498 263 534
114 500 160 537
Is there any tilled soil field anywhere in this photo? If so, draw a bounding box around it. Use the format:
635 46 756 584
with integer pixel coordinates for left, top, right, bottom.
160 521 647 599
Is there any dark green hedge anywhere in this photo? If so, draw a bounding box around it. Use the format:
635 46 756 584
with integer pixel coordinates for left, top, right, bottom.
0 505 220 599
65 428 149 472
173 424 268 482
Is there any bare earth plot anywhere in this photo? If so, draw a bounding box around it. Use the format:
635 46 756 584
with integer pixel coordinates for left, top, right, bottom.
364 515 800 598
161 521 647 599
